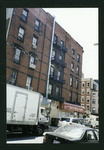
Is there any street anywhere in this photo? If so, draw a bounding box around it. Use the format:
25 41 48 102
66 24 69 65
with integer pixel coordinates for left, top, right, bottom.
7 126 57 144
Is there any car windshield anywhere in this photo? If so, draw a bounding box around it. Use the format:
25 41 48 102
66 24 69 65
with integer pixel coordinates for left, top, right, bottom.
54 125 84 138
61 118 70 122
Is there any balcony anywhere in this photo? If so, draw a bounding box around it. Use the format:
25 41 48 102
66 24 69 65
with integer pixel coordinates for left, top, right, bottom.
53 40 68 53
51 56 67 68
50 74 66 84
48 94 64 102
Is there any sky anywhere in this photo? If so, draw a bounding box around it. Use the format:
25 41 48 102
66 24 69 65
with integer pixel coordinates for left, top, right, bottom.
43 8 98 80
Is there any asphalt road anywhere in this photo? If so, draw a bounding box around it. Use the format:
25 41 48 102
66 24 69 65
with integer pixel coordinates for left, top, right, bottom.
6 126 58 144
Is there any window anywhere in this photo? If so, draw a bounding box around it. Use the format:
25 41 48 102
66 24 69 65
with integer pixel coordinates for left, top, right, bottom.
26 77 31 89
75 93 78 103
32 36 38 49
94 130 99 140
81 104 84 107
60 40 64 48
86 96 90 103
92 107 96 113
69 91 72 102
82 82 85 87
9 70 17 85
87 130 96 140
22 9 28 22
18 27 25 41
71 62 74 71
34 19 40 31
57 70 61 80
87 82 90 87
50 66 54 77
77 54 80 62
59 54 62 60
48 84 52 95
72 49 75 58
70 77 73 87
86 105 90 111
29 55 36 69
76 80 78 89
87 88 90 94
81 96 84 102
77 66 79 75
56 87 60 96
14 48 21 64
82 89 85 94
52 49 56 60
92 99 96 104
53 34 57 43
93 93 96 96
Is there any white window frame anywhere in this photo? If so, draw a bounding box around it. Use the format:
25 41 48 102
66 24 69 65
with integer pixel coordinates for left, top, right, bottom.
77 66 79 75
22 9 28 22
70 77 73 86
35 19 40 31
57 70 61 80
32 36 37 46
52 49 56 60
81 96 84 102
14 48 21 62
82 82 85 87
48 84 52 95
18 27 24 39
56 87 59 96
26 77 31 88
87 82 90 87
87 88 90 94
76 80 78 89
82 89 85 94
71 62 74 70
10 70 17 84
86 96 90 103
77 54 80 62
86 104 90 111
50 66 54 77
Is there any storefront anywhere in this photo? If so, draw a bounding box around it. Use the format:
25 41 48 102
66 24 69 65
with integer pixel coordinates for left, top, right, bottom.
59 102 85 118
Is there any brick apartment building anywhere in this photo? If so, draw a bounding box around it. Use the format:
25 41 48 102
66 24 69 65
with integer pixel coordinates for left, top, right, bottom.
81 78 99 117
6 8 85 124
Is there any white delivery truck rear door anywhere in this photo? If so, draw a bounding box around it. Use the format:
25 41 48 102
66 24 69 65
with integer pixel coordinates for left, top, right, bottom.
12 92 28 122
6 84 42 125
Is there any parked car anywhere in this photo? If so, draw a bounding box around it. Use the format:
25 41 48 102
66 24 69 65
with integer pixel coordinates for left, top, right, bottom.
43 125 99 144
57 117 85 127
78 118 93 128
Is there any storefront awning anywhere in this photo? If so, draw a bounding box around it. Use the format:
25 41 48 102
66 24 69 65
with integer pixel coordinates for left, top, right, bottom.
61 102 85 113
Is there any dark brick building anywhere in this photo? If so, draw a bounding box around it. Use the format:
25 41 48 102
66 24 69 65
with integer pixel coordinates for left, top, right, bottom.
6 8 85 121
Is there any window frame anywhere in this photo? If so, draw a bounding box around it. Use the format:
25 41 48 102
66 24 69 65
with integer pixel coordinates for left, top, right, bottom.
70 76 73 87
57 70 61 80
21 9 28 23
69 91 72 102
82 89 85 95
18 26 25 42
52 49 56 60
56 86 60 96
34 19 40 31
50 66 54 77
76 79 78 89
77 65 79 75
81 96 84 102
9 70 17 85
14 48 21 64
26 76 32 89
77 54 80 62
72 49 75 58
48 84 53 95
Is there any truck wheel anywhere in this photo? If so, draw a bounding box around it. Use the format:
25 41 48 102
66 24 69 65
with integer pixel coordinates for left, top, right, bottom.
37 127 44 136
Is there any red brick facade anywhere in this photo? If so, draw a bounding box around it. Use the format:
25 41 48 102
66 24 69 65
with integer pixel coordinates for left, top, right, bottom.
6 8 83 106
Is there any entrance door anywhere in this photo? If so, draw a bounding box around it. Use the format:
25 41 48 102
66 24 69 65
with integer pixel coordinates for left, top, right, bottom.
12 92 27 122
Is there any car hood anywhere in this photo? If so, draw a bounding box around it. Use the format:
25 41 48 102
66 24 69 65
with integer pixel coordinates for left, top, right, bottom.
44 131 82 141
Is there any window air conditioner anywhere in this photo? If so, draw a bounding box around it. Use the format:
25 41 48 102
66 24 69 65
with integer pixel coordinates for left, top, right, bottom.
72 55 75 58
29 63 36 69
71 68 74 72
32 43 37 49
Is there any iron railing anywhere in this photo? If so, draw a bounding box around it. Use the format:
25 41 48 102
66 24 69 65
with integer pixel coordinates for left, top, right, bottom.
51 56 67 68
53 40 68 53
50 74 66 84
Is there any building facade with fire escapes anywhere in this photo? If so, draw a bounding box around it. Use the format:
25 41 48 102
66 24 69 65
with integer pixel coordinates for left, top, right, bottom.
6 8 85 125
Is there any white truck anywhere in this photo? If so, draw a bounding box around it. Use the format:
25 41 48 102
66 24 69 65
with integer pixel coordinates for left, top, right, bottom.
6 84 50 135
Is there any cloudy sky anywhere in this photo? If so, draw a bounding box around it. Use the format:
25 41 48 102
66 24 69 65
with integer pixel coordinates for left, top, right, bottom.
43 8 98 80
